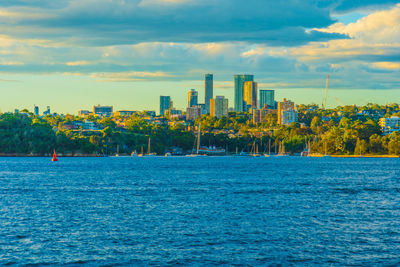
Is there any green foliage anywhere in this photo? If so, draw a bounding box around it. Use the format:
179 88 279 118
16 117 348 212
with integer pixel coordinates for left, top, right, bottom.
0 102 399 156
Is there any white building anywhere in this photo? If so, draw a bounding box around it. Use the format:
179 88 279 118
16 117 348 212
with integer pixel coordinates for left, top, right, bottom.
379 116 400 135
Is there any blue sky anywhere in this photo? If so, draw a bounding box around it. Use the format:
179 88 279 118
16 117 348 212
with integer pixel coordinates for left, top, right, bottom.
0 0 399 114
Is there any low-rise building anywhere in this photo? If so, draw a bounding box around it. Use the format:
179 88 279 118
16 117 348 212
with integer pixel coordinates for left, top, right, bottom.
93 105 113 117
78 110 91 117
379 116 400 135
186 106 202 121
252 105 276 124
277 99 298 125
281 109 298 125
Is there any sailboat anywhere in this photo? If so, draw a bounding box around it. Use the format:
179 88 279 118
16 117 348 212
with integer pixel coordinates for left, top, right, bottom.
264 139 271 157
277 141 288 156
115 144 120 157
251 140 261 157
138 146 144 157
187 124 205 157
323 140 331 157
52 149 58 162
301 138 311 157
145 137 157 156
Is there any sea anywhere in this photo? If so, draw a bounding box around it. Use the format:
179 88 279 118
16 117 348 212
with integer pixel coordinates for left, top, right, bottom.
1 156 400 266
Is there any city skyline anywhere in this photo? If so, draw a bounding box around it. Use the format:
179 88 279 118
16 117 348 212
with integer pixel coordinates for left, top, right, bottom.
0 1 399 113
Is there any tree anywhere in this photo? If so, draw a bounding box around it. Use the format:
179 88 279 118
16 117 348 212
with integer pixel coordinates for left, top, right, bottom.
354 138 367 155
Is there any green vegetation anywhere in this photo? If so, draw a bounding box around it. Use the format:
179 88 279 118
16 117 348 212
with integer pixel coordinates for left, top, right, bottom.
0 103 399 156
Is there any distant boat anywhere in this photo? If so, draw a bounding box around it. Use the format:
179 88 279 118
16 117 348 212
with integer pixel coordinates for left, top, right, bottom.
138 146 144 157
115 144 120 157
250 140 261 157
263 139 272 157
187 124 205 157
198 146 225 155
52 149 58 162
165 152 172 157
276 142 289 156
143 137 157 157
131 151 138 157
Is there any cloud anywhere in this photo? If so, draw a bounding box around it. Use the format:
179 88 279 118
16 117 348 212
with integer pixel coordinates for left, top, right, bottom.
290 4 400 63
0 1 398 92
0 0 347 46
90 71 172 82
65 60 93 66
371 62 400 70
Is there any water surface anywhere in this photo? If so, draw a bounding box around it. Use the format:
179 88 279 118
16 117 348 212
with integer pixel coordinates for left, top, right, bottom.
1 157 400 265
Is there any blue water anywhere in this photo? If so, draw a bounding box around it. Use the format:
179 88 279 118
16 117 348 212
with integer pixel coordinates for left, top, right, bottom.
1 157 400 265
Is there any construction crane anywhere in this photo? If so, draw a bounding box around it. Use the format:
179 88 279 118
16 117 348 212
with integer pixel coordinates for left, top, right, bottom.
322 74 329 109
334 97 344 107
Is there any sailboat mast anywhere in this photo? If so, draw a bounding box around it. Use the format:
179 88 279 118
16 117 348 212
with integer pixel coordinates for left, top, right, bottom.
268 139 271 155
196 125 201 154
148 137 151 154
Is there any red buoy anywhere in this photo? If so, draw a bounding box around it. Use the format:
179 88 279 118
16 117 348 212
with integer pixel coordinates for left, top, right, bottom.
52 149 58 162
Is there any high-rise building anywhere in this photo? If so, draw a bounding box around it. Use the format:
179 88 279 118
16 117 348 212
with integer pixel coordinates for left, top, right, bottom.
160 96 171 116
259 90 275 109
186 106 202 121
93 105 113 117
205 74 213 113
34 105 39 116
43 106 51 116
277 99 298 125
234 74 254 112
188 89 198 108
243 81 258 111
210 96 229 118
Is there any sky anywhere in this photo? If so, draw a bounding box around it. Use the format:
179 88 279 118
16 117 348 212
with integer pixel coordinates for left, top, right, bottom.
0 0 399 114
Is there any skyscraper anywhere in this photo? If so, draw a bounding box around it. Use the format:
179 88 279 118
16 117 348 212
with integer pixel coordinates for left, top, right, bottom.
188 89 198 108
243 81 258 111
34 105 39 116
259 90 275 109
159 96 171 116
204 74 213 113
234 74 254 112
210 96 229 118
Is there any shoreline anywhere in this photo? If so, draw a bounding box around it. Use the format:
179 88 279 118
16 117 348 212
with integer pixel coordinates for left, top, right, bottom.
0 154 399 158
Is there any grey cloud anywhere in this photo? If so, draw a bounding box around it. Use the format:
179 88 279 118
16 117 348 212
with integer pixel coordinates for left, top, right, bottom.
1 0 348 46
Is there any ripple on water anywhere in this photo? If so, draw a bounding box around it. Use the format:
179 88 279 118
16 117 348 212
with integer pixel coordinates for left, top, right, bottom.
0 156 400 265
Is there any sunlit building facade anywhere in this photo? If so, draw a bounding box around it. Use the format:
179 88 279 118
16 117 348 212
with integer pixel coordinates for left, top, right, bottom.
188 89 198 108
210 96 228 118
243 81 258 112
277 98 297 125
234 74 254 112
